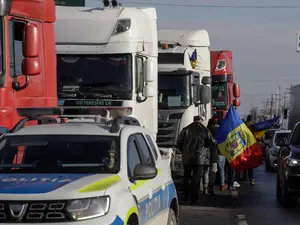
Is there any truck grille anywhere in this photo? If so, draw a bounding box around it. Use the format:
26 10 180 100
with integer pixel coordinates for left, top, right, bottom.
157 119 180 146
0 200 70 223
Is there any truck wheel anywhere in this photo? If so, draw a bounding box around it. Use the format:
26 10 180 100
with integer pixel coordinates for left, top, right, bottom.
281 182 298 208
167 209 177 225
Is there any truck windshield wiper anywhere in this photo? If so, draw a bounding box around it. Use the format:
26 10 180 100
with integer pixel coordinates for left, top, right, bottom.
79 86 119 99
83 82 123 89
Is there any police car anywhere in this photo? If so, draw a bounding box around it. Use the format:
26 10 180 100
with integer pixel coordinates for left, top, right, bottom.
0 107 179 225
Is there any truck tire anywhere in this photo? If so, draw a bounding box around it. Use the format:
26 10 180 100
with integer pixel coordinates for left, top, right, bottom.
167 209 177 225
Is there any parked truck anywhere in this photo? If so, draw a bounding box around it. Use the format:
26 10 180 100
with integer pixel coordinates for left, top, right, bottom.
55 1 158 138
287 84 300 130
210 50 240 119
156 30 212 176
0 0 57 132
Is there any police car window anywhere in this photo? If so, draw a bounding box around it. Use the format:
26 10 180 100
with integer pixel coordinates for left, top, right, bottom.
127 135 142 177
0 135 120 174
134 134 155 165
145 134 158 160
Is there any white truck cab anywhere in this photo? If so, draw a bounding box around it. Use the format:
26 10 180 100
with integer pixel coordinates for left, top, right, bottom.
55 1 158 139
0 107 179 225
156 30 211 175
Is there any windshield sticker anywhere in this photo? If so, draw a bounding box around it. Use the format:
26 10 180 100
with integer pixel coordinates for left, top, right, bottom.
0 174 93 194
167 96 181 107
60 99 123 107
212 84 227 107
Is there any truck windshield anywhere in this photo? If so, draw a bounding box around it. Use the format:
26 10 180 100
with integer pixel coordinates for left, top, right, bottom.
212 82 228 108
57 54 132 93
0 135 120 174
158 74 191 109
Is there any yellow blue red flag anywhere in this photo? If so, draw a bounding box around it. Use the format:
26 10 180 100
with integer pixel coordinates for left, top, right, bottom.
216 105 262 170
190 49 198 69
247 117 280 140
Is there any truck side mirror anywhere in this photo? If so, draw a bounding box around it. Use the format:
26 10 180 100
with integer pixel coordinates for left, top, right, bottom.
144 60 155 82
233 83 240 98
22 24 40 76
22 58 41 76
143 86 155 97
201 76 211 85
233 99 241 107
196 85 211 105
23 24 39 58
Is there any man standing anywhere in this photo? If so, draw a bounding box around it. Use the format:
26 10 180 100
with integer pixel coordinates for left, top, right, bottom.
207 118 219 196
245 114 256 186
177 116 217 204
216 118 227 191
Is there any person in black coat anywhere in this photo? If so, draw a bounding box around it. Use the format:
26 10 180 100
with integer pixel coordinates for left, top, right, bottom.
177 116 217 204
207 118 219 195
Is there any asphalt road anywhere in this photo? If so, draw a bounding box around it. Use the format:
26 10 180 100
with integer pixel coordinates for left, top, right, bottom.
178 165 300 225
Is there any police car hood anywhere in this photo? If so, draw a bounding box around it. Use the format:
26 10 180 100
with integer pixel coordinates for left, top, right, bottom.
0 173 120 200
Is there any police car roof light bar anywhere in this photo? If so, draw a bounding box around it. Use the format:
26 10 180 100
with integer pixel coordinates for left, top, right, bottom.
13 107 135 133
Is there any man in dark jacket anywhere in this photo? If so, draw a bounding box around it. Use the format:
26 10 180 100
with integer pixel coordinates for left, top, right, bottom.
245 114 256 186
207 118 219 195
177 116 217 204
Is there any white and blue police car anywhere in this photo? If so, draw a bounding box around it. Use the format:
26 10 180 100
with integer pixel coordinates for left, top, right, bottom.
0 107 179 225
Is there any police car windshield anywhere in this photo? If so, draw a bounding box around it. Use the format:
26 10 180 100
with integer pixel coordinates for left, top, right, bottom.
0 135 120 174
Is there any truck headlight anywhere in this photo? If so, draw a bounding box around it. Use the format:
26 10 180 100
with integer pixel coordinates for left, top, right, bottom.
113 19 131 35
67 197 110 220
287 158 300 167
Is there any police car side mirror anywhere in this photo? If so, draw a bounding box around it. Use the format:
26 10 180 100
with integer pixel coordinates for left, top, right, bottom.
132 164 158 180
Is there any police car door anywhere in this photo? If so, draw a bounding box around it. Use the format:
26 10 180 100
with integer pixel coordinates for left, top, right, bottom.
126 134 161 225
133 133 163 225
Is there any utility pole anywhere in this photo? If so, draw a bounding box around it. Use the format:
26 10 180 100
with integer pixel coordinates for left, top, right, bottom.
275 85 282 117
270 94 275 116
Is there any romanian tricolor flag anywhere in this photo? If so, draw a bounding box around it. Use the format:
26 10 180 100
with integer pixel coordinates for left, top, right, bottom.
216 105 263 170
190 49 198 69
247 117 280 140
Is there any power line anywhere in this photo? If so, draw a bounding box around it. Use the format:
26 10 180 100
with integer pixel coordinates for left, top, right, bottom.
122 2 300 9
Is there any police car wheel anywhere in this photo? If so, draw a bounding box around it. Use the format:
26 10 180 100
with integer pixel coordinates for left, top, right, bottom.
167 209 177 225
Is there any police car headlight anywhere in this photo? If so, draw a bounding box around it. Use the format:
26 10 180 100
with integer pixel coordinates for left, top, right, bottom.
67 197 110 220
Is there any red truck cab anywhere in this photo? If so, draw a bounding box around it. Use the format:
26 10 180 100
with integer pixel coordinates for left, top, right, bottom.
211 50 240 119
0 0 57 132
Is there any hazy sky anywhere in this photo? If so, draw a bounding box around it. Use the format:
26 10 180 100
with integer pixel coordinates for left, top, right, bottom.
85 0 300 114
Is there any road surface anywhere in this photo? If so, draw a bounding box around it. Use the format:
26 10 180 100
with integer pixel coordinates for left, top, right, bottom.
179 165 300 225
